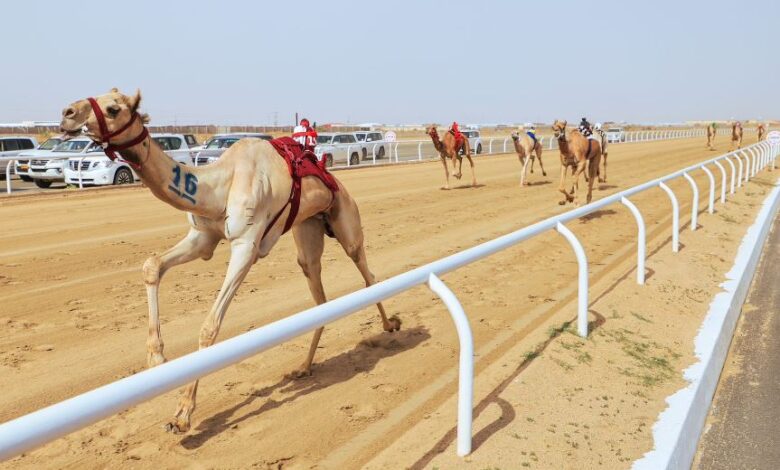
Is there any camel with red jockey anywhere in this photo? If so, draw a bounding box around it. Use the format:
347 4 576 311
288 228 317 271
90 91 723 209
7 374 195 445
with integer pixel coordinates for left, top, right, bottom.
426 125 477 189
731 121 743 150
552 120 601 206
706 122 717 150
757 123 766 142
59 88 401 434
511 127 547 186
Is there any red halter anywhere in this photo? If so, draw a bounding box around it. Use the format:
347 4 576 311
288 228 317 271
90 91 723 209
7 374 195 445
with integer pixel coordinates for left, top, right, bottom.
87 97 149 170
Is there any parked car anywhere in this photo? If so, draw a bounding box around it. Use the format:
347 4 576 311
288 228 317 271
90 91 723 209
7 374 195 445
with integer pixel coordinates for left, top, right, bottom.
314 133 362 167
353 131 387 159
15 137 63 182
193 133 272 165
0 136 38 178
606 127 625 143
460 129 483 155
151 133 200 165
30 138 96 188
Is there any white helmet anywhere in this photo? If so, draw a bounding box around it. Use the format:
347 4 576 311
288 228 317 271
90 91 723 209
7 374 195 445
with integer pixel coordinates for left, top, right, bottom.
525 122 535 129
594 122 603 131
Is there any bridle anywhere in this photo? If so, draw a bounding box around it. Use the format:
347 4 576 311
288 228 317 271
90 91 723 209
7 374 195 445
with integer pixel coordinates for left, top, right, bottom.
86 97 149 170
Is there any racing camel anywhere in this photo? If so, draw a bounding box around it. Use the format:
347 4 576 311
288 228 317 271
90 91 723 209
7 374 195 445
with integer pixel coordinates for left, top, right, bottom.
706 122 717 150
59 88 401 434
552 120 601 206
511 128 547 186
731 121 743 150
593 126 609 183
757 122 766 142
427 125 477 189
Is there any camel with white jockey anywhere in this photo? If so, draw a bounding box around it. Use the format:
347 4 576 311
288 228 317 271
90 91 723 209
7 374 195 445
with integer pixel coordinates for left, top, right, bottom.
426 125 477 189
511 128 547 185
552 119 601 206
731 121 743 150
59 89 401 434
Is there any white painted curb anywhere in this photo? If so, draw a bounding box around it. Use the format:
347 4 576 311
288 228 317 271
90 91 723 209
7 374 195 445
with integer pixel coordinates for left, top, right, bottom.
633 178 780 470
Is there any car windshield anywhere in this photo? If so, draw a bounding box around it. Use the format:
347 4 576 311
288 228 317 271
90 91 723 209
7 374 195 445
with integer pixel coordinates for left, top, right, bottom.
53 140 89 152
39 138 62 150
205 138 239 149
317 136 333 144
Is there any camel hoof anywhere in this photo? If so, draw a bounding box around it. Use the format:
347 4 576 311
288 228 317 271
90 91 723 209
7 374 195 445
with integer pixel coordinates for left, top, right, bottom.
164 420 189 434
385 315 402 332
440 186 450 190
147 352 167 368
543 171 547 176
558 200 566 206
454 174 462 180
286 367 313 380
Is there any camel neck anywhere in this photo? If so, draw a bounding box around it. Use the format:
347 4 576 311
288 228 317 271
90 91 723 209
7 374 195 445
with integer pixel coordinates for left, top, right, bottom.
429 132 443 152
117 138 225 219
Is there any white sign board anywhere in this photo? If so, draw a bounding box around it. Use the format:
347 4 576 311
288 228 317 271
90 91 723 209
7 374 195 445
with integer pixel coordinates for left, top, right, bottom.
384 131 397 142
767 130 780 145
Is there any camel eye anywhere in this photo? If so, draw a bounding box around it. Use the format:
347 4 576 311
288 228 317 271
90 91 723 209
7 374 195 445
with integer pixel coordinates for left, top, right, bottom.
107 105 121 117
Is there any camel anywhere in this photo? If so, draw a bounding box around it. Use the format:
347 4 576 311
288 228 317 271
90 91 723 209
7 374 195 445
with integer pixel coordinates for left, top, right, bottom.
758 122 766 142
426 125 477 189
706 122 717 150
511 129 546 185
552 120 601 206
731 121 743 150
593 127 609 183
59 89 401 434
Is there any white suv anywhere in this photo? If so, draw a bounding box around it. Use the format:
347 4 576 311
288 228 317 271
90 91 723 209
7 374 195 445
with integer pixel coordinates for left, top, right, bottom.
151 133 200 165
194 133 272 165
29 138 102 188
353 131 387 159
460 130 483 155
606 127 625 143
0 136 38 177
315 133 362 167
15 137 63 182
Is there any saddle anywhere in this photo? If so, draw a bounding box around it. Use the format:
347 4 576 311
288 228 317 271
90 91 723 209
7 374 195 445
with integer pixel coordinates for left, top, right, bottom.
449 129 466 151
263 137 340 240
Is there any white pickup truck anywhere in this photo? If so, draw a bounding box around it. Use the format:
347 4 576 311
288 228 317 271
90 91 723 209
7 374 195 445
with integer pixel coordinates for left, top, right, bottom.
606 127 625 143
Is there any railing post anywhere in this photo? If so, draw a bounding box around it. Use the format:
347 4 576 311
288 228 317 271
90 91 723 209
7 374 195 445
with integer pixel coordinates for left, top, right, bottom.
555 222 589 338
747 147 757 176
417 142 422 161
659 182 679 252
426 273 474 457
502 138 509 153
372 143 378 165
701 165 715 214
78 157 85 189
713 160 727 203
488 138 494 154
724 155 736 194
682 172 699 231
346 145 352 167
5 160 14 194
621 197 646 284
738 150 750 183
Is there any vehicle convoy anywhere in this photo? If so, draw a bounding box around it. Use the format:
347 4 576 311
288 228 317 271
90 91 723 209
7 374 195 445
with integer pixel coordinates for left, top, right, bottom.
0 136 38 177
315 132 362 167
194 133 272 165
606 127 626 143
14 137 62 182
62 134 199 187
353 131 387 159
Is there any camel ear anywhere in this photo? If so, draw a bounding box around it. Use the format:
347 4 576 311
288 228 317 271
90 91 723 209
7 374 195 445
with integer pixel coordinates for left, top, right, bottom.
110 87 119 93
141 113 150 124
129 89 142 113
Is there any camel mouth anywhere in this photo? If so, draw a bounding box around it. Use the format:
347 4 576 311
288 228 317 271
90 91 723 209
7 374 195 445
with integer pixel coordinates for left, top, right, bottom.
59 122 88 140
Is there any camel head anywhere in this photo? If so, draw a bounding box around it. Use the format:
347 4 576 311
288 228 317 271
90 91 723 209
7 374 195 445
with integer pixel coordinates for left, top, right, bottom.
60 88 148 143
426 125 439 138
552 120 567 139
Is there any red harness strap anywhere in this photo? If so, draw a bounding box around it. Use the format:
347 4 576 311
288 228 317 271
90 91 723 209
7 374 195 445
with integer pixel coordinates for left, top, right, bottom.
87 97 148 170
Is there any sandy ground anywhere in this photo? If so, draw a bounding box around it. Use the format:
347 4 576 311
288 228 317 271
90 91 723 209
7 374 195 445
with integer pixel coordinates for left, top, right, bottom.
0 135 773 469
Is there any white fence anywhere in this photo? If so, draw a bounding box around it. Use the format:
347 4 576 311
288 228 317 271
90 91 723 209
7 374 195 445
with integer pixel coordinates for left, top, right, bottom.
3 127 738 195
0 139 776 461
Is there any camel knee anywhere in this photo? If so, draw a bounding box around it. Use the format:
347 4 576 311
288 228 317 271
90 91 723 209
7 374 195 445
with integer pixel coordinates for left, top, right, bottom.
143 256 162 285
198 324 219 348
297 256 321 279
345 243 362 263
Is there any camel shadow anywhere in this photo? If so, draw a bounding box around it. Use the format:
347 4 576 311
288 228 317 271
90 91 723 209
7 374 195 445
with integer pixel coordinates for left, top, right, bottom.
453 183 486 190
179 326 430 449
524 180 552 187
579 209 617 223
598 184 618 190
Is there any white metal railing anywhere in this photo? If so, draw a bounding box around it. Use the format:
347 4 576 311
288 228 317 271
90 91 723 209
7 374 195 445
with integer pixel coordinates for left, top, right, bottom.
0 140 776 461
1 127 751 194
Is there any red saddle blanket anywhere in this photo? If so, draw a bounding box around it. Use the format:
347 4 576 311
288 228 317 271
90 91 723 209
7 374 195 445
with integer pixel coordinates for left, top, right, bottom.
449 130 465 151
263 137 340 240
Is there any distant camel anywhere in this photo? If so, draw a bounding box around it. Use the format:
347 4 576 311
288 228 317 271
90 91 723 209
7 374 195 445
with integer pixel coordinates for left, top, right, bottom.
553 120 601 205
706 122 717 150
426 125 477 189
511 129 546 185
757 123 766 142
593 127 609 182
731 121 743 150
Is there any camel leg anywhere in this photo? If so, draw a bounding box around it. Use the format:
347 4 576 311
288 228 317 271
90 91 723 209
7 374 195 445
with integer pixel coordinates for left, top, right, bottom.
165 238 256 434
287 218 328 378
440 155 451 189
535 144 547 177
331 193 400 331
586 156 600 204
520 152 530 186
465 155 477 186
558 163 573 205
600 151 607 183
572 159 588 206
454 156 463 180
143 228 219 368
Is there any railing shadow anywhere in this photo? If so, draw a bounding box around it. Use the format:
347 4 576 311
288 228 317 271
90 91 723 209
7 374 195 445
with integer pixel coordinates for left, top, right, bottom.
180 326 430 449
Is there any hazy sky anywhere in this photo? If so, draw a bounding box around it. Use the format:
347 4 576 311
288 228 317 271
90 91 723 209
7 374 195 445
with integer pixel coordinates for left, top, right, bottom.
1 0 777 125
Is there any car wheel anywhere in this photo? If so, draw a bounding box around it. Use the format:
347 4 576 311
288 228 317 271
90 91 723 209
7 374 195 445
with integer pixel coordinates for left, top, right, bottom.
34 179 52 188
21 175 32 182
377 147 385 159
350 153 360 166
325 154 334 168
113 167 134 185
476 143 483 154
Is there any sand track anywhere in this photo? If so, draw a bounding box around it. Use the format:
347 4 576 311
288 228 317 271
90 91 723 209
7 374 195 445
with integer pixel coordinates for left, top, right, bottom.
0 136 765 468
